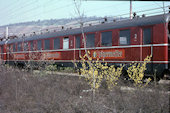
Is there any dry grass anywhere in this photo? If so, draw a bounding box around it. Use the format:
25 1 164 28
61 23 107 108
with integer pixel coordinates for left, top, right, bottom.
0 65 169 113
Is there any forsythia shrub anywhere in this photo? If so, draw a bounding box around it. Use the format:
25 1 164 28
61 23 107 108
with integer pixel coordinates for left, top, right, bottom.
74 52 152 90
127 55 152 87
78 53 103 89
105 64 124 89
74 51 124 90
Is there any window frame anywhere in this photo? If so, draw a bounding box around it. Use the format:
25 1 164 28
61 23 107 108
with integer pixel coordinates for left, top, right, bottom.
7 44 13 52
17 42 22 52
119 29 131 45
0 45 3 59
13 43 16 52
44 39 51 50
53 37 60 50
29 41 34 51
75 35 81 48
85 33 95 48
23 42 29 51
37 40 42 51
63 37 69 49
142 27 152 45
100 30 113 47
1 45 4 53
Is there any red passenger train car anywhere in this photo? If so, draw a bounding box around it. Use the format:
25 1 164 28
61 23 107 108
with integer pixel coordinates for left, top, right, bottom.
0 13 169 78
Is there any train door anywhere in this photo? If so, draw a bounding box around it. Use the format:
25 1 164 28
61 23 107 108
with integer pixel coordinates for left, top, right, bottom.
0 45 3 61
75 35 81 61
168 21 170 69
0 44 7 62
63 37 69 49
141 27 153 74
141 27 153 57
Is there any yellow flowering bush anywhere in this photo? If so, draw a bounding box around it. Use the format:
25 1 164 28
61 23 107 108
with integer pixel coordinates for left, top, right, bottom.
79 54 104 89
74 52 152 90
127 55 152 87
74 51 124 90
105 64 124 89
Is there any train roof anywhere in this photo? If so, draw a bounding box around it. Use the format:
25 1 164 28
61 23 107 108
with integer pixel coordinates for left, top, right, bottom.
1 13 170 45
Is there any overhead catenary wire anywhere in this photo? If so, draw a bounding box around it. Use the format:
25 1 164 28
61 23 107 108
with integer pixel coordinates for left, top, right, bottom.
0 1 169 38
0 0 62 26
0 0 37 16
1 1 169 27
9 4 170 27
6 2 74 26
0 0 61 16
7 1 124 23
5 6 170 38
10 7 169 38
0 0 23 14
9 0 62 18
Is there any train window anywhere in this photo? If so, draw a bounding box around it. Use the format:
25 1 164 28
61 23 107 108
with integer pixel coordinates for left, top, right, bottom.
30 41 34 51
54 38 60 49
24 42 28 51
86 34 95 48
17 43 22 51
143 28 151 44
7 45 12 52
44 39 50 50
76 36 81 48
63 37 69 49
13 44 16 52
1 46 3 53
37 40 42 50
119 29 130 45
0 46 3 59
101 31 112 46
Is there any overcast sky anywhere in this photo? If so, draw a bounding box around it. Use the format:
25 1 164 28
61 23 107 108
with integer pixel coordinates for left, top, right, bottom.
0 0 169 26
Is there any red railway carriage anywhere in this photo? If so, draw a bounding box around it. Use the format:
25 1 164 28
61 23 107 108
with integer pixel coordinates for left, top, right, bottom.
0 13 169 78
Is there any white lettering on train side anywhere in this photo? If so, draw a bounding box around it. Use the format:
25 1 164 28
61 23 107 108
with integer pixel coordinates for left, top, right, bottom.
14 54 25 59
99 50 122 58
93 50 123 58
44 52 60 59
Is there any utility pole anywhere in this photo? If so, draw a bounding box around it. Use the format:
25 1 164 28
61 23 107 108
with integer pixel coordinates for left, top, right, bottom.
130 0 132 19
162 1 165 14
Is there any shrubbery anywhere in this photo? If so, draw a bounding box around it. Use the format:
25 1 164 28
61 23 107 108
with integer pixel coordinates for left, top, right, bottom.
0 65 169 113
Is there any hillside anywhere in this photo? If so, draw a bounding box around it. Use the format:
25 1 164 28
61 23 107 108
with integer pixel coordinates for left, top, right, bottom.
0 16 125 38
0 16 104 38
